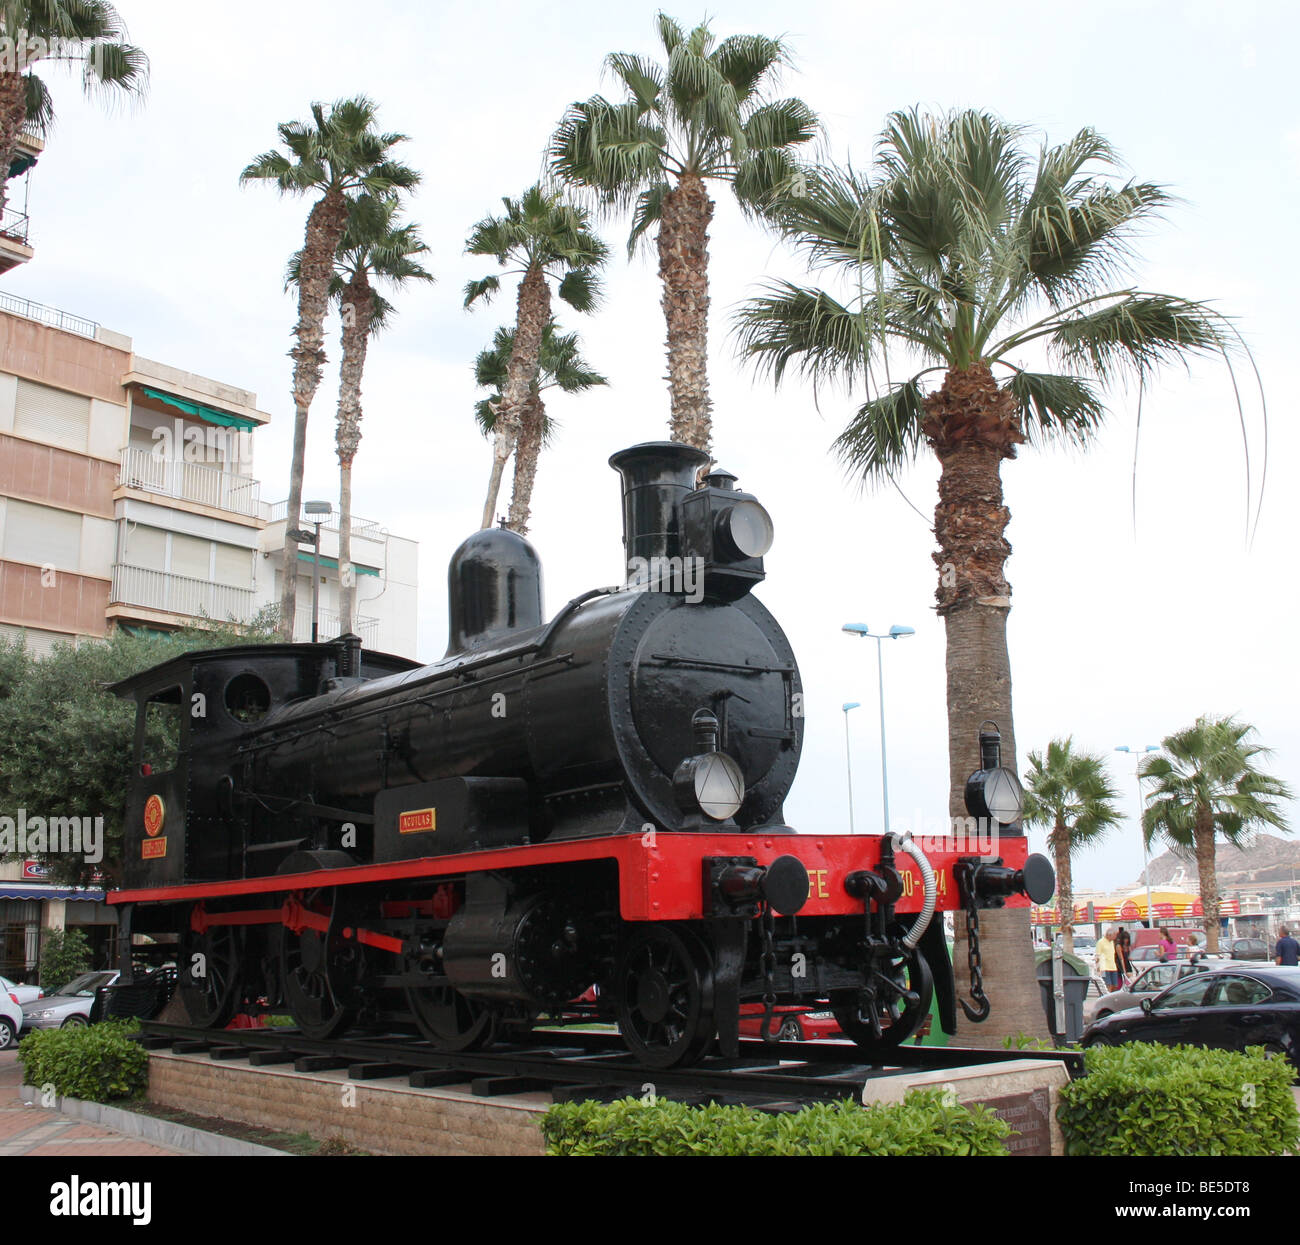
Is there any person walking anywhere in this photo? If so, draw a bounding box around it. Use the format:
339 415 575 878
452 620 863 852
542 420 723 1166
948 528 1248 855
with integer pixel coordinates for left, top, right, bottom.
1097 926 1121 991
1158 928 1176 963
1275 926 1299 967
1115 927 1135 983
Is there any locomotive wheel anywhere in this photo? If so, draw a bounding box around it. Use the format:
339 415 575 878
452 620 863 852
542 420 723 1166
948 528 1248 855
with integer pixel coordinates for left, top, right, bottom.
405 982 497 1051
179 923 243 1028
831 947 934 1051
616 924 716 1068
278 889 363 1040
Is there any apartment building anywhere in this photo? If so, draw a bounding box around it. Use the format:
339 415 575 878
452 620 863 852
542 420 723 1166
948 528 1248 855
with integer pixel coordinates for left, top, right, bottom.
0 293 419 979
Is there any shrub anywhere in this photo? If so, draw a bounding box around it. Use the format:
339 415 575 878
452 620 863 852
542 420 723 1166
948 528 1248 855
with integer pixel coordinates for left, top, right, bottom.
541 1089 1013 1156
38 928 91 993
1059 1043 1299 1156
17 1019 148 1103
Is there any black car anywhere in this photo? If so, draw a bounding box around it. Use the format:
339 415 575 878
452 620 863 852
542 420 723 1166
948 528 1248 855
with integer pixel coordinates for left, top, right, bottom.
1081 965 1300 1071
1229 937 1270 962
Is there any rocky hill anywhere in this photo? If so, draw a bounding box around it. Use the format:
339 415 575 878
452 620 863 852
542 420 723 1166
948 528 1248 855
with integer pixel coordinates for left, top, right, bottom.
1141 833 1300 891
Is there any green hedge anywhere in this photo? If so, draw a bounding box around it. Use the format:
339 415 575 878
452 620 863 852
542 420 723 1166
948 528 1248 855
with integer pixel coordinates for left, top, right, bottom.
17 1019 148 1103
542 1089 1012 1156
1060 1043 1299 1156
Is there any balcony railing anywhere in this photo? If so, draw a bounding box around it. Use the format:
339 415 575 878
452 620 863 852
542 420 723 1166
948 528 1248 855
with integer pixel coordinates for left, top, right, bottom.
0 293 97 340
120 447 261 518
111 564 254 621
0 208 30 246
263 499 384 539
292 609 380 647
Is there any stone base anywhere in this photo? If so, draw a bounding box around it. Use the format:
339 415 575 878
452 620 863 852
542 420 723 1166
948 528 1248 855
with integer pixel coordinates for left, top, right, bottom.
147 1053 547 1156
860 1059 1070 1155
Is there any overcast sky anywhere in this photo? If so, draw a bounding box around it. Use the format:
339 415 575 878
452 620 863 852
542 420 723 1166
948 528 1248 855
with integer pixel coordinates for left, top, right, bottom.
10 0 1298 892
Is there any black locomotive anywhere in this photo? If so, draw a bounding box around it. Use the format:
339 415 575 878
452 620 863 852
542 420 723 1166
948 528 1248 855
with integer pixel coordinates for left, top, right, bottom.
109 442 1051 1066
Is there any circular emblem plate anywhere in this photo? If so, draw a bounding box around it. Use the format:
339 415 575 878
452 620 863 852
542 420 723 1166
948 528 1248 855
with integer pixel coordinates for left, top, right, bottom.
143 794 165 837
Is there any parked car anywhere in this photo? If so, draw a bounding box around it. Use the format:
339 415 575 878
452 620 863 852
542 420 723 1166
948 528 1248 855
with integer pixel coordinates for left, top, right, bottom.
0 989 21 1049
1229 937 1270 961
0 974 42 1006
1084 957 1224 1025
20 971 119 1030
1081 965 1300 1072
737 1003 843 1042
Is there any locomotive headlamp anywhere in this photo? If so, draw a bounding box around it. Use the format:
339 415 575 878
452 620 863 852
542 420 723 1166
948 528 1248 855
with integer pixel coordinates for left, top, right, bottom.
673 709 746 821
715 499 774 560
964 721 1024 826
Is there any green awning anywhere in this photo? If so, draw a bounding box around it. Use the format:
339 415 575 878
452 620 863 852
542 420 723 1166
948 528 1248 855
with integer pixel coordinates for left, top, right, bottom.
297 553 379 577
140 386 258 432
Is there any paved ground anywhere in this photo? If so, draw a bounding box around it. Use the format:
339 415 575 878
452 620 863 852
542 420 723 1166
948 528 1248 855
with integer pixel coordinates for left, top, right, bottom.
0 1050 185 1157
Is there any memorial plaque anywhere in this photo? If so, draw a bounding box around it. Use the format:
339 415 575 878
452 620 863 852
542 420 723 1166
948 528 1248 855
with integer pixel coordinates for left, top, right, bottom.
980 1087 1052 1156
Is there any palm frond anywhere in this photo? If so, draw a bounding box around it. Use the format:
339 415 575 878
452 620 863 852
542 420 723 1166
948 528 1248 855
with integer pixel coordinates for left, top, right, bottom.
463 276 500 308
711 33 788 101
557 267 600 313
831 379 928 481
627 181 668 255
1002 369 1106 447
734 282 870 388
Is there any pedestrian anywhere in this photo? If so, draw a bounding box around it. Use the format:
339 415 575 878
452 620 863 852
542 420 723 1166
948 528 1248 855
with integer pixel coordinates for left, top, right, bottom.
1275 926 1299 967
1115 928 1135 983
1097 926 1121 991
1158 928 1176 963
1187 933 1203 964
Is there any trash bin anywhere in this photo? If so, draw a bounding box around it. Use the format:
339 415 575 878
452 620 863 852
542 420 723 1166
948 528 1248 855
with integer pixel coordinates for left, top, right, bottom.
1035 949 1091 1043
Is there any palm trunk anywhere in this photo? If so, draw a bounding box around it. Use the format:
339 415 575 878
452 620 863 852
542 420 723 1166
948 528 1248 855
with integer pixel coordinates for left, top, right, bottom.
927 365 1044 1044
280 187 350 640
1193 802 1221 952
335 271 374 637
506 394 544 535
0 71 26 221
1051 820 1073 956
658 172 713 453
481 264 549 528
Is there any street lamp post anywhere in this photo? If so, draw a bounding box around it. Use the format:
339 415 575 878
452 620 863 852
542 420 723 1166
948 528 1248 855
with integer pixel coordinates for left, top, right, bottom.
842 623 914 836
290 500 333 642
842 702 861 834
1116 744 1160 929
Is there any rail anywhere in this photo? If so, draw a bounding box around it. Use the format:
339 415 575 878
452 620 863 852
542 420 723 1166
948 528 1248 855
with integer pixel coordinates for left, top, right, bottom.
119 446 261 517
0 291 97 338
110 564 255 621
262 499 385 539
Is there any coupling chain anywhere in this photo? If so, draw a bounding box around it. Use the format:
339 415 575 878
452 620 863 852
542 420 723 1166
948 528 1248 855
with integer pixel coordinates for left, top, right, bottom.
760 905 778 1042
959 886 991 1023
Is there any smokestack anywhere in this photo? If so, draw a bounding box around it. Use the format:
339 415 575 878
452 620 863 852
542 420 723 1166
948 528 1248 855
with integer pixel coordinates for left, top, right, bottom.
608 442 710 572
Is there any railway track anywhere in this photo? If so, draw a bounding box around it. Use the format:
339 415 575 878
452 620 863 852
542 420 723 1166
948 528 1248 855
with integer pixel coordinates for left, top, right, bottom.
137 1021 1084 1109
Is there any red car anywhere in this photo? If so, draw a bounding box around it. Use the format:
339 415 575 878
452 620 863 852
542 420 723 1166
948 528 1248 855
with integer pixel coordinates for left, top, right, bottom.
737 1003 844 1042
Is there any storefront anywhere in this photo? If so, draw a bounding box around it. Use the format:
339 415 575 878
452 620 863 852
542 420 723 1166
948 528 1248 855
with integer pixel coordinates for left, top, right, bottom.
0 860 115 985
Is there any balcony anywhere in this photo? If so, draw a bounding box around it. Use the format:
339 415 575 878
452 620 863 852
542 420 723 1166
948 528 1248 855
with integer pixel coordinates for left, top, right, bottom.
111 564 254 623
0 208 33 274
264 499 384 539
120 446 261 518
292 608 380 648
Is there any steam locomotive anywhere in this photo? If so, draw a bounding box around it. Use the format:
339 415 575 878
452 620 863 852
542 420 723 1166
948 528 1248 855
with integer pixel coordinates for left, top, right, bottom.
107 442 1052 1067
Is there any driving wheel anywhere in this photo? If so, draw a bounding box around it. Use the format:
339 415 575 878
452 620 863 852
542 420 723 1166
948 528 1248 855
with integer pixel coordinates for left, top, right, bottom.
278 889 363 1039
616 924 716 1068
832 945 934 1050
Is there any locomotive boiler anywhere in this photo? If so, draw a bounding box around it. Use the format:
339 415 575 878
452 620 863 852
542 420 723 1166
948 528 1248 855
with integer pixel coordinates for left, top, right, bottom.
108 441 1053 1067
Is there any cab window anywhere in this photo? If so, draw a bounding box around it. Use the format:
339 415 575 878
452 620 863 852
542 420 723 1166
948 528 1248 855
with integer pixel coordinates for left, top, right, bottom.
140 686 183 773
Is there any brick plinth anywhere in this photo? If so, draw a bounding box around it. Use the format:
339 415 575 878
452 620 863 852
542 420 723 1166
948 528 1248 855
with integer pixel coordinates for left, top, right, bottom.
147 1053 547 1156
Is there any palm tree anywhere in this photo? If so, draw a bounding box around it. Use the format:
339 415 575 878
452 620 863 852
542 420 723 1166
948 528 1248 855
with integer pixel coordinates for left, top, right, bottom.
472 320 608 535
463 184 606 529
735 109 1237 1041
1022 739 1123 955
549 13 817 452
241 98 419 639
1141 716 1292 953
326 195 433 635
0 0 148 217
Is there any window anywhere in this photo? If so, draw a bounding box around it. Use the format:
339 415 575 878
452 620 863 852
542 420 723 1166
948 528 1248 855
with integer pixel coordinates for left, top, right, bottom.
123 524 167 570
169 532 209 580
213 542 253 588
2 499 82 570
142 687 183 772
14 380 90 452
1151 977 1212 1011
1206 976 1272 1008
1139 965 1176 991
